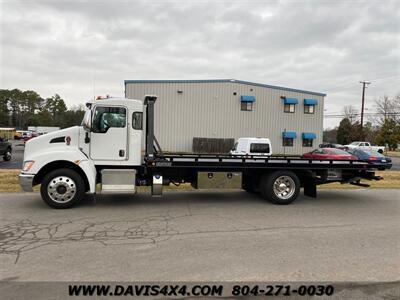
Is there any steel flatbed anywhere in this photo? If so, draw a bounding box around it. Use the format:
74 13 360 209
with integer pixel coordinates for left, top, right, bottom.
146 153 375 171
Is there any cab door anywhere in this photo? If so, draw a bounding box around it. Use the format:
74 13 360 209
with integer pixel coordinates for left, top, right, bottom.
90 105 128 161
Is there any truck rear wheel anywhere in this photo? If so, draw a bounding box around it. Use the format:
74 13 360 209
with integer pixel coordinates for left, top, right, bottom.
260 171 300 205
40 168 85 209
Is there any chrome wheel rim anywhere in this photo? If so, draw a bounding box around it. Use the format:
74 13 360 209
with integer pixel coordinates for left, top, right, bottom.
273 176 295 200
47 176 76 203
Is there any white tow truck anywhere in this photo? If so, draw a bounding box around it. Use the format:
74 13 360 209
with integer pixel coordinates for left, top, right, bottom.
20 96 385 209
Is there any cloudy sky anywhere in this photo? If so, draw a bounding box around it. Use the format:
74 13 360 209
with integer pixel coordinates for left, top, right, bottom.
1 0 399 128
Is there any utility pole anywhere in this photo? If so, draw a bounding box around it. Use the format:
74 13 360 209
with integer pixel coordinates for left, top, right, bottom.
359 81 371 139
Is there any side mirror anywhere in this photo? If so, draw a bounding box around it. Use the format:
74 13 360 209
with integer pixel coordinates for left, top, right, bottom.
82 110 92 132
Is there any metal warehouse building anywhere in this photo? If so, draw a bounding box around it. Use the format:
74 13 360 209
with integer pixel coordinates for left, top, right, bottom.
124 79 326 155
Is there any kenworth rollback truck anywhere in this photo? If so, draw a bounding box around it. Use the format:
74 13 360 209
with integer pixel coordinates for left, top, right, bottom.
19 96 384 209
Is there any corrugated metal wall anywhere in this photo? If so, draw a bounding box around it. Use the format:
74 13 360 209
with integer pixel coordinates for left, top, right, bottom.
125 81 324 155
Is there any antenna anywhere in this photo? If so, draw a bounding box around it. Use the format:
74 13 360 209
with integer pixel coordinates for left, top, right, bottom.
93 70 96 100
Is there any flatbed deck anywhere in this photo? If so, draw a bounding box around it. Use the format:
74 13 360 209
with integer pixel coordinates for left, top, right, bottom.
146 153 378 171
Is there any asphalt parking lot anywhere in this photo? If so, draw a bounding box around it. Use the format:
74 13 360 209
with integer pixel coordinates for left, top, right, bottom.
0 189 399 283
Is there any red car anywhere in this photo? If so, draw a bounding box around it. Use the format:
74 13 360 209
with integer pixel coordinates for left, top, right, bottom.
302 148 357 160
23 134 38 144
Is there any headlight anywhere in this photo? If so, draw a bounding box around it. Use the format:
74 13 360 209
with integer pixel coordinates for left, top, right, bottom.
22 161 35 172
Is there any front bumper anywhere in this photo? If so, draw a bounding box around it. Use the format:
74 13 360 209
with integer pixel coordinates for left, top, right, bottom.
19 173 34 192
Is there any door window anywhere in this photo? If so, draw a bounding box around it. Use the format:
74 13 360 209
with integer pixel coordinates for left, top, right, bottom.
92 107 126 133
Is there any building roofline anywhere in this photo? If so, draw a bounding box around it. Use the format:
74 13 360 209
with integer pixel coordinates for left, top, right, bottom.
124 79 327 97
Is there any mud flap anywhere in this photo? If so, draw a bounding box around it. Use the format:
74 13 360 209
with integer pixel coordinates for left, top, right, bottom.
304 180 317 198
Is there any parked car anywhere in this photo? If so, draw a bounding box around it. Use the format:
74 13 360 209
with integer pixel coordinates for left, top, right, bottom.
23 134 38 144
319 143 344 149
347 149 392 170
0 137 12 161
302 148 357 160
344 141 385 154
230 137 272 156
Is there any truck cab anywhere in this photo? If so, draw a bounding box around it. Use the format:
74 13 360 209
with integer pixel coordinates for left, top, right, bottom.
19 97 145 208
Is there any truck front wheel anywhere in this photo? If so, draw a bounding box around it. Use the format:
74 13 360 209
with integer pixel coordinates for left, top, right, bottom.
40 168 85 209
260 171 300 205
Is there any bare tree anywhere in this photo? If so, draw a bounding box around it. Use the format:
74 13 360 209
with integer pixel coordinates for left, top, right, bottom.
343 105 358 124
370 94 400 125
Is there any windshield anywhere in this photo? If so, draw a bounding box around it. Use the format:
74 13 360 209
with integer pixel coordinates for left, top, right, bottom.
232 142 238 151
350 142 359 145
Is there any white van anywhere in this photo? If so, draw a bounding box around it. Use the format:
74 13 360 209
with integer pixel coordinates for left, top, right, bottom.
230 137 272 156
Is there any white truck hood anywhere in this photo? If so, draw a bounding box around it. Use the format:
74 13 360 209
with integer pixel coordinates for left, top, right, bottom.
24 126 81 161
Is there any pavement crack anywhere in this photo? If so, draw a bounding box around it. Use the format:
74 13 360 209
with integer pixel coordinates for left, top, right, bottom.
0 214 371 264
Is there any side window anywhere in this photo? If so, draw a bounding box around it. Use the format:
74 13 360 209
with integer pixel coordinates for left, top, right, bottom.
250 143 270 153
283 138 294 147
132 112 143 130
241 102 253 111
302 139 313 147
284 104 295 113
92 106 126 133
304 105 315 114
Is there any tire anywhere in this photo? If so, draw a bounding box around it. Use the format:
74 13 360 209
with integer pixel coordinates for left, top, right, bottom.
259 171 300 205
40 168 85 209
3 149 11 161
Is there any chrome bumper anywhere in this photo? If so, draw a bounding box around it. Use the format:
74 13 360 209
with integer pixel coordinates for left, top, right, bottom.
19 173 34 192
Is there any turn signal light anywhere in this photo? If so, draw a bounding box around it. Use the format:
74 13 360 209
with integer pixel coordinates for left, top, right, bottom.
22 161 35 172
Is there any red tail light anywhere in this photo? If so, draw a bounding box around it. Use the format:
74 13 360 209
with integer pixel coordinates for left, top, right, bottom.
368 156 378 161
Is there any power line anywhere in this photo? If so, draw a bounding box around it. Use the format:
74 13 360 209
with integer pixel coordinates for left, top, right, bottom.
323 74 400 92
324 112 400 118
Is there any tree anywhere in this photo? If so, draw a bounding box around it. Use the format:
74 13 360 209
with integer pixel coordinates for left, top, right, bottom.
374 119 400 150
371 95 400 126
336 118 354 145
323 128 338 143
0 90 11 126
0 89 85 129
343 105 358 124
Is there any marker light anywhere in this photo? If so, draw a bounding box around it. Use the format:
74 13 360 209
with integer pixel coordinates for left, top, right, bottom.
22 161 35 172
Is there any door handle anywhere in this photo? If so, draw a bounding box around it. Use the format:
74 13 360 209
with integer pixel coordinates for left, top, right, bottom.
119 150 125 157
